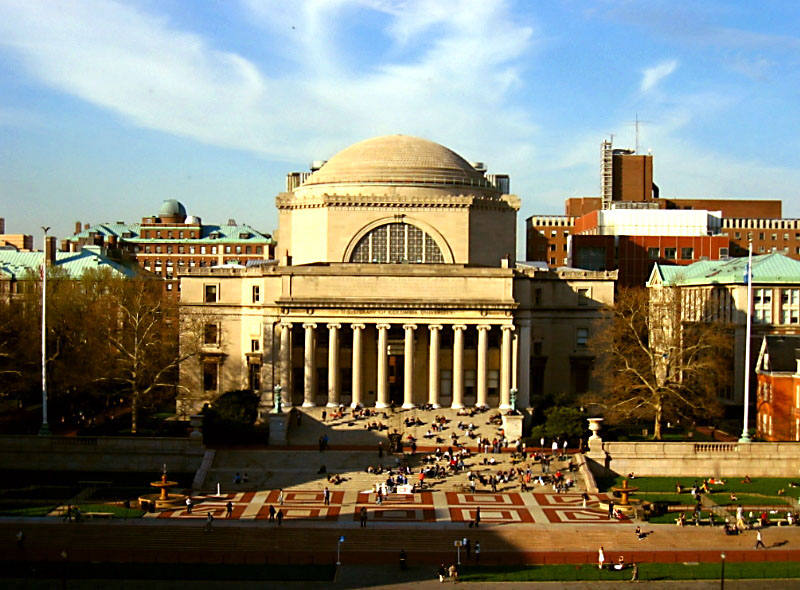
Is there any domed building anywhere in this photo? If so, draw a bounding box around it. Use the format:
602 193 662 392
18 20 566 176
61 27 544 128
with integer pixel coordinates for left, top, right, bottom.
178 136 616 416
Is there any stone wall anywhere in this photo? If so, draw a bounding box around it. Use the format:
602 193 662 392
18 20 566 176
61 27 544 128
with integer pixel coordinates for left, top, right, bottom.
0 435 204 473
586 441 800 479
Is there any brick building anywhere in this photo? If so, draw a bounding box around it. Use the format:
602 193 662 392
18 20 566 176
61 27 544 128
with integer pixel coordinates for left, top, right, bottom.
755 335 800 441
526 140 794 286
64 200 275 293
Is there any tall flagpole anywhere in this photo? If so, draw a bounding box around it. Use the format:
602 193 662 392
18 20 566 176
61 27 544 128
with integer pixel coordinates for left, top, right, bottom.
739 240 753 443
39 227 51 436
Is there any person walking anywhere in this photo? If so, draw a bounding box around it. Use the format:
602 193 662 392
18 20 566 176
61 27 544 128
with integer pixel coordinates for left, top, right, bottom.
755 530 766 549
449 563 459 583
268 504 276 522
378 442 384 458
474 540 480 562
276 508 284 526
226 501 233 518
438 563 447 583
463 538 471 560
204 512 214 532
399 548 407 570
598 546 605 569
278 489 284 506
474 506 481 528
324 487 331 506
360 507 368 528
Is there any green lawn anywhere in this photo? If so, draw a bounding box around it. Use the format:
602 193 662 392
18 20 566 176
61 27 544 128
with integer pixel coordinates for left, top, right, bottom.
460 562 800 582
600 476 799 506
75 503 145 518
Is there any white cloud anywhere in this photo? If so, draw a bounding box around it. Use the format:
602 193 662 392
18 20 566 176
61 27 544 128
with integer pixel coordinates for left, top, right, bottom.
641 59 678 92
0 0 537 166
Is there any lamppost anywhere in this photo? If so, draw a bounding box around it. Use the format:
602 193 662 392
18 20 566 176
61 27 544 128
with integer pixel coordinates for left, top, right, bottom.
273 384 283 414
337 535 344 566
454 539 462 565
740 240 753 443
720 552 726 590
39 226 51 436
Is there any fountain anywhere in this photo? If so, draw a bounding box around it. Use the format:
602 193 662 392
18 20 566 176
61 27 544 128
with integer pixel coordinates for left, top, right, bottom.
598 478 642 516
138 464 188 511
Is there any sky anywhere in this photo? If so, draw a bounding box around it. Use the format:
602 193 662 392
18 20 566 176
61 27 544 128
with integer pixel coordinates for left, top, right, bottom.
1 0 799 255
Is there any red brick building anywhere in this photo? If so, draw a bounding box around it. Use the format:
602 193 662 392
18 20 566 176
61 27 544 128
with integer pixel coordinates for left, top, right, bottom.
756 335 800 441
63 200 275 294
526 140 794 286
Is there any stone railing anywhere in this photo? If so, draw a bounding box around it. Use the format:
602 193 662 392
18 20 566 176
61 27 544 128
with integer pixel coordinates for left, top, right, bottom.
585 441 800 478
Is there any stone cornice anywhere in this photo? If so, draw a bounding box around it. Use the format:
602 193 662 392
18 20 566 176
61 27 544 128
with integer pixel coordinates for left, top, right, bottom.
275 297 518 312
275 192 518 212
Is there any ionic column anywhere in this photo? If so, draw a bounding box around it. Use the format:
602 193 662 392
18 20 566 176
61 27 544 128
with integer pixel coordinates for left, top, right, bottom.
500 324 514 409
517 318 532 409
452 325 466 409
327 323 341 408
402 324 417 409
476 325 490 408
511 331 519 390
428 325 442 408
376 324 390 408
279 322 293 408
302 323 317 407
351 324 365 408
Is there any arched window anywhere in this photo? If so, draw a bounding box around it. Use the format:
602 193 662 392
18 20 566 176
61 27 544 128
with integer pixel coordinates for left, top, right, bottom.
350 222 445 264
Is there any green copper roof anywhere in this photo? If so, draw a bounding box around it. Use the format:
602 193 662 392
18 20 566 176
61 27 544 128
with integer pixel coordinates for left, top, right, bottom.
650 253 800 286
0 249 137 280
65 221 274 245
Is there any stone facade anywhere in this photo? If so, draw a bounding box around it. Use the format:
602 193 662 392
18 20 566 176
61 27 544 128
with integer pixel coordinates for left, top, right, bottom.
177 136 616 417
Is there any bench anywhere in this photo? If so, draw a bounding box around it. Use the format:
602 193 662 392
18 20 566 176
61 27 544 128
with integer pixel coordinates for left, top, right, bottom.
83 512 114 519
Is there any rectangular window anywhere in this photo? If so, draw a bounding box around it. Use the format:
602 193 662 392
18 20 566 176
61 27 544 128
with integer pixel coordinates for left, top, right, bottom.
785 233 790 240
759 232 765 240
440 370 452 397
189 246 195 254
550 230 557 238
534 288 542 306
576 328 589 347
681 247 694 260
225 245 232 254
780 288 800 324
203 362 218 392
754 288 772 324
464 370 476 396
204 284 218 303
577 287 589 305
719 247 729 258
647 247 659 259
664 248 676 260
201 246 207 254
167 246 173 254
178 246 184 254
735 232 741 239
772 233 778 241
487 369 499 396
549 244 556 251
251 339 260 352
252 285 260 303
156 245 162 253
204 324 219 345
249 363 261 391
550 257 556 265
236 245 242 254
211 246 217 254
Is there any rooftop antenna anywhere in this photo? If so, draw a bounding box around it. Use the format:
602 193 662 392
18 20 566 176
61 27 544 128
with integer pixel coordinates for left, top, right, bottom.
630 113 651 154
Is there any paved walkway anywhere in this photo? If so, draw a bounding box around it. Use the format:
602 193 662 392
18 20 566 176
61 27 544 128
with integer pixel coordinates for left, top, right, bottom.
151 490 616 525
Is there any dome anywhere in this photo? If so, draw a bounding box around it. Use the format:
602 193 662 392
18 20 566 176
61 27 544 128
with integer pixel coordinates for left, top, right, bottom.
159 199 187 218
302 135 491 188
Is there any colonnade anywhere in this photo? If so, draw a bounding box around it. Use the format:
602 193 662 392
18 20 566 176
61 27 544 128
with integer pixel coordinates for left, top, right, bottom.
277 320 531 410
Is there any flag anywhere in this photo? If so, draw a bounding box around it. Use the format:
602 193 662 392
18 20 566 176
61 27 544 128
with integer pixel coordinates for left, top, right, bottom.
743 261 752 284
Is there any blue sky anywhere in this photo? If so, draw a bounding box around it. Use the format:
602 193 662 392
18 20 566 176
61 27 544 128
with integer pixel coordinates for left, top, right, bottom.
1 0 799 254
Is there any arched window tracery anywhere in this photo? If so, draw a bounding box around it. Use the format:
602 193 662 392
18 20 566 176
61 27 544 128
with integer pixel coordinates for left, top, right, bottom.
350 222 445 264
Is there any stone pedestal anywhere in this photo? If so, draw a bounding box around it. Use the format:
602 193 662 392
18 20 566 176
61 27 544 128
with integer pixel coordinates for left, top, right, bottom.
587 418 604 453
268 411 290 445
188 414 203 441
502 413 524 442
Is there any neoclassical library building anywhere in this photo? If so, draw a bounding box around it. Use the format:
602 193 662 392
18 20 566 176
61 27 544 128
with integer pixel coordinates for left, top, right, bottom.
178 135 615 415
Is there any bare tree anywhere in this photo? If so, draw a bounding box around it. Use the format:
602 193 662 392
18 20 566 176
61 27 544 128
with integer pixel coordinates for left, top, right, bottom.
88 270 207 433
584 287 730 440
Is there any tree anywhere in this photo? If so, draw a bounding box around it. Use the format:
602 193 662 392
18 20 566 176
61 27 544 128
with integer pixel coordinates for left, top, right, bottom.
584 287 730 440
531 406 585 442
87 269 207 433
